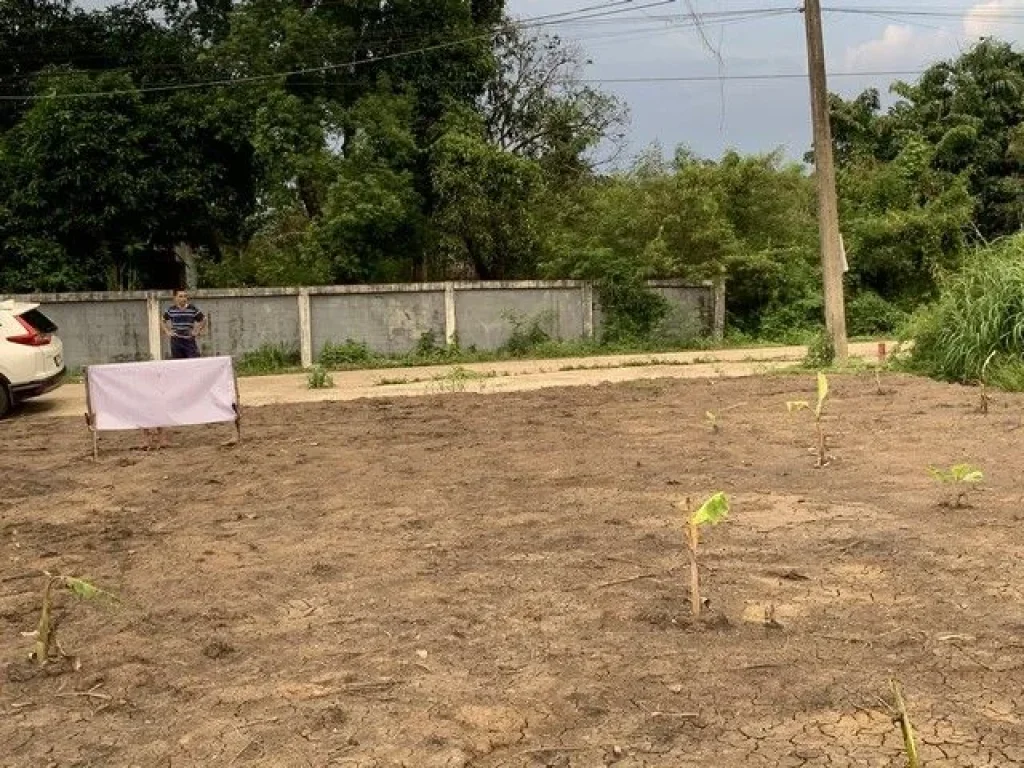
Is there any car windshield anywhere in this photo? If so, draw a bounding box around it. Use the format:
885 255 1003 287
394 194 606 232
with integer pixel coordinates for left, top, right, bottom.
18 308 57 334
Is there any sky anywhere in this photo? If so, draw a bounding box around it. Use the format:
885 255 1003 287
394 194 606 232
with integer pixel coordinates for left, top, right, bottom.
73 0 1024 162
507 0 1024 161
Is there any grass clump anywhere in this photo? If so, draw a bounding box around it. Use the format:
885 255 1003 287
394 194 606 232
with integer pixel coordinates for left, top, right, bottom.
906 234 1024 389
319 339 375 367
307 365 334 389
236 343 301 375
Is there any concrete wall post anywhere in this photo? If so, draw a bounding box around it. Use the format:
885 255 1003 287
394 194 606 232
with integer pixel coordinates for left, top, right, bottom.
444 282 457 346
298 288 313 368
146 293 163 361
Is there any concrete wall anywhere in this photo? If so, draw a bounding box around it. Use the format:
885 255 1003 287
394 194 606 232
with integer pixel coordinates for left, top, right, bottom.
11 293 150 369
195 295 301 360
649 282 715 342
8 279 718 369
311 289 446 356
454 284 587 349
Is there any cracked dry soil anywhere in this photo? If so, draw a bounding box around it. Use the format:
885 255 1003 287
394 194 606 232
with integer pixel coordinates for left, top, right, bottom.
1 373 1022 768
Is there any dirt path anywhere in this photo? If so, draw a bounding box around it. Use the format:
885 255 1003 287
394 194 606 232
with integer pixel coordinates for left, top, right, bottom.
18 341 889 420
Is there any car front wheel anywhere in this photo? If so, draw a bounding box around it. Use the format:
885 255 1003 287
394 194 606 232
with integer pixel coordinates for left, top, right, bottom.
0 383 11 419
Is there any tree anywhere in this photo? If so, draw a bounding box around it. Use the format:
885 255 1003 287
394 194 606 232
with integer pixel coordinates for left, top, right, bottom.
838 137 973 306
0 68 259 290
431 108 545 280
830 39 1024 241
483 24 627 185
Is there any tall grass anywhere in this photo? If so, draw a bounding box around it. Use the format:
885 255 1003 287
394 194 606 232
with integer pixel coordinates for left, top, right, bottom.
907 235 1024 388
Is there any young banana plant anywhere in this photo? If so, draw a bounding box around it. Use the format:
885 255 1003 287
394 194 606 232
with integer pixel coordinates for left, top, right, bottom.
679 492 730 618
786 371 830 467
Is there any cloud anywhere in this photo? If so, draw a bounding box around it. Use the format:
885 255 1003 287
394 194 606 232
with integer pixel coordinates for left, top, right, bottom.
964 0 1024 40
844 0 1024 73
843 24 955 71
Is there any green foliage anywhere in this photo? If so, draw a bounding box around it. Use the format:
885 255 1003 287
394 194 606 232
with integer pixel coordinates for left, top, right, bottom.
432 365 490 393
32 574 115 665
803 329 835 368
929 464 983 485
62 576 115 602
907 234 1024 387
236 344 301 375
689 492 730 528
597 278 671 344
306 365 334 390
846 291 910 337
837 138 973 304
502 312 553 356
929 463 983 507
5 4 1017 351
681 491 729 618
319 339 374 368
415 331 443 358
830 40 1024 299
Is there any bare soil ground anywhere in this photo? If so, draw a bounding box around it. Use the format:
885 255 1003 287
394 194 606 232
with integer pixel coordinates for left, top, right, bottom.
19 341 888 419
1 372 1022 768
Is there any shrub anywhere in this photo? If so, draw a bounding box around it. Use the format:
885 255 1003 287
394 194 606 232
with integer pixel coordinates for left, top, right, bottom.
846 291 909 337
597 277 670 344
319 339 375 368
307 365 334 389
236 344 301 375
502 311 553 356
803 328 835 368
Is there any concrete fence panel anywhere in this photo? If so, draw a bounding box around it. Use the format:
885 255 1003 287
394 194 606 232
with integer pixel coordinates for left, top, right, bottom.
310 289 446 356
194 295 301 360
12 294 149 369
453 283 587 350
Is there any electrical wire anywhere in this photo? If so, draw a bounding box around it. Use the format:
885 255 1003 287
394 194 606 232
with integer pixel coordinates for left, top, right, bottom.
1 0 763 101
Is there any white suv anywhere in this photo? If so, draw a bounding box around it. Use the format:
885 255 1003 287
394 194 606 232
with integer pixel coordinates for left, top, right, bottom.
0 300 65 418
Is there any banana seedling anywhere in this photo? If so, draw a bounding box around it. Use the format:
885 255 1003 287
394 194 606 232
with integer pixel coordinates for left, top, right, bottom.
977 350 997 414
705 410 719 434
678 492 730 618
28 574 116 665
887 680 921 768
786 371 831 467
929 464 983 508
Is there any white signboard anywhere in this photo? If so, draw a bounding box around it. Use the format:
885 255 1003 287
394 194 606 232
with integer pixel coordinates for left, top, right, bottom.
85 357 239 431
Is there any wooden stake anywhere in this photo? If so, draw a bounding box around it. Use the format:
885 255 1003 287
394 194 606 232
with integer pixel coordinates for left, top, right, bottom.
83 367 98 460
231 361 242 444
686 523 701 618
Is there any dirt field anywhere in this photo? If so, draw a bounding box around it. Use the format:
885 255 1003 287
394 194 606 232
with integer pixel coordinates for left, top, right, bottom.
2 372 1022 767
19 341 889 419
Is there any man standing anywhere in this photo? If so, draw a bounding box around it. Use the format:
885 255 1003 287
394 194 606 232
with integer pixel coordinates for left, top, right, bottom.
163 289 207 358
142 290 207 450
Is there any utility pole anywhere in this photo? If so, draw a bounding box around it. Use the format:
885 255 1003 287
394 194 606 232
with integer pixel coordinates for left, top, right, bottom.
802 0 848 362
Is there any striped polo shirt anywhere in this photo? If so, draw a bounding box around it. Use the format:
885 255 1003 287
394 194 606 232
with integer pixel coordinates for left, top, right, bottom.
164 303 205 337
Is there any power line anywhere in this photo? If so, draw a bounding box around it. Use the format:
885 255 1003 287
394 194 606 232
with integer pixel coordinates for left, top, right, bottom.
221 69 932 89
581 69 927 81
824 6 1024 20
5 0 784 102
